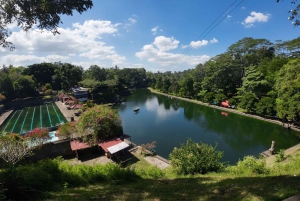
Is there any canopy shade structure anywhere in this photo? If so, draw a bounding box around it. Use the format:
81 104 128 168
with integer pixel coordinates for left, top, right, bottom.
99 138 129 154
107 142 129 154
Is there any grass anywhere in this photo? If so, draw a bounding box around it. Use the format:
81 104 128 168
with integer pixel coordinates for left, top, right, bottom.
38 153 300 201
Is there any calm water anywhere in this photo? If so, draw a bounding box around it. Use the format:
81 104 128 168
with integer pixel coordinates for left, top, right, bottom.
0 103 67 134
115 89 300 164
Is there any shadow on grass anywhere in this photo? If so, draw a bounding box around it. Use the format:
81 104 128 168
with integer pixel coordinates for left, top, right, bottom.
50 175 300 201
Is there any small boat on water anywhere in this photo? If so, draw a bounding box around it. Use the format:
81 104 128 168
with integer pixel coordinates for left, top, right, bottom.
134 106 140 112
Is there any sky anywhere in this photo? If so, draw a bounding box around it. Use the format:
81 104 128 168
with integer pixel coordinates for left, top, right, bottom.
1 0 299 72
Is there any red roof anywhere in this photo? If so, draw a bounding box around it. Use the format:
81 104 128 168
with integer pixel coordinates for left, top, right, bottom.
71 104 83 109
99 138 123 152
70 140 91 151
58 93 67 99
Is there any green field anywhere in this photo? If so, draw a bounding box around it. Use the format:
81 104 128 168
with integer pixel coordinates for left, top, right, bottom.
0 103 67 134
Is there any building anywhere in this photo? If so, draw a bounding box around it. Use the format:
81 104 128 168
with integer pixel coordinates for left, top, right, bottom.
72 87 89 102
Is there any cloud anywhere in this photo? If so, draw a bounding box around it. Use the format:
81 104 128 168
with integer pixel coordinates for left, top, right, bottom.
128 18 137 24
0 54 70 66
227 15 232 19
151 26 163 35
153 36 179 51
242 11 270 28
241 6 246 10
190 40 208 49
151 26 159 35
135 36 210 67
210 38 218 43
0 20 126 69
182 38 218 49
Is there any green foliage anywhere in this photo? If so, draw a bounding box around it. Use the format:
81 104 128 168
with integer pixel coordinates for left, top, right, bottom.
238 92 258 113
77 105 123 143
0 157 137 200
169 139 225 175
44 89 52 95
134 165 165 179
228 97 238 107
226 156 269 176
57 122 76 138
275 149 286 163
203 92 214 104
214 94 227 105
275 59 300 120
255 97 275 116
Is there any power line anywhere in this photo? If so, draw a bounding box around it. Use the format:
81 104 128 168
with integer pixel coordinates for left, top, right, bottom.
171 0 245 67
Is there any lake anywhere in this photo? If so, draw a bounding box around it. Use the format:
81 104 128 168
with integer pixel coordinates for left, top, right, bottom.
115 89 300 164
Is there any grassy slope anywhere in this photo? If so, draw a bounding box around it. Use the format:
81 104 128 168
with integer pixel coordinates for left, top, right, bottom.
45 152 300 201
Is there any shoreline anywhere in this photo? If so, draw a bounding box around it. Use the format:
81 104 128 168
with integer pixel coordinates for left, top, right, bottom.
147 87 300 132
147 88 300 163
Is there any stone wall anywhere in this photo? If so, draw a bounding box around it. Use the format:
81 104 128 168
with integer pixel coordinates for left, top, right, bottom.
28 139 74 161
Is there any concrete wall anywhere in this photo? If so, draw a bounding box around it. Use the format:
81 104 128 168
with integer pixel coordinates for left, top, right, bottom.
28 139 74 161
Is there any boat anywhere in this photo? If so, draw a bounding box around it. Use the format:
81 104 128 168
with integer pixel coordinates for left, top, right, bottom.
134 106 140 112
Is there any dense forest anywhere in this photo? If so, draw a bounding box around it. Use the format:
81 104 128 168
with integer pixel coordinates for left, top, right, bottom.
0 36 300 123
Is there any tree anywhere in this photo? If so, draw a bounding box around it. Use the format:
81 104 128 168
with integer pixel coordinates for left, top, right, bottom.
169 139 225 175
238 92 258 113
77 105 123 144
55 63 83 90
0 129 49 167
23 63 56 87
215 94 227 106
0 0 93 50
277 0 300 26
204 92 214 104
275 59 300 121
255 97 275 116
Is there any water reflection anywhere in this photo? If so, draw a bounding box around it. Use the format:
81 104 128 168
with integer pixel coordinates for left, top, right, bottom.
116 89 300 164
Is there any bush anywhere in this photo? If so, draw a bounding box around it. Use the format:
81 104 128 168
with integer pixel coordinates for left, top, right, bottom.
203 92 214 104
226 156 269 176
169 139 225 175
44 89 52 95
215 94 227 105
275 149 285 162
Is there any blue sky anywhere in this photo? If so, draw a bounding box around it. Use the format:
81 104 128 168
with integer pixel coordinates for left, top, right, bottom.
1 0 299 72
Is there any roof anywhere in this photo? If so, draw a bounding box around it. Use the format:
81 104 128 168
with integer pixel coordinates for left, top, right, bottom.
71 104 83 109
107 142 129 154
99 138 129 153
58 93 68 99
70 140 91 151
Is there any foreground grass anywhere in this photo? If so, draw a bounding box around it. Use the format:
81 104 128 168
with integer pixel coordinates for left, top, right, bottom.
42 154 300 201
46 174 300 201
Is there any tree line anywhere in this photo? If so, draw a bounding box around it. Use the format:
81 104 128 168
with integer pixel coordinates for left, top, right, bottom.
148 37 300 124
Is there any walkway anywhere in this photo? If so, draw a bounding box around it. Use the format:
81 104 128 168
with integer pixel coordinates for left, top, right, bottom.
0 110 13 127
55 101 79 122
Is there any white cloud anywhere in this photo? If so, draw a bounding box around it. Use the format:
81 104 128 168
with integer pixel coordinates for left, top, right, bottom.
153 36 179 51
241 6 246 10
0 20 126 69
190 40 208 49
210 38 218 43
128 18 137 24
242 11 270 28
0 54 70 66
151 26 163 35
182 39 210 49
136 36 210 67
227 15 232 19
151 26 159 35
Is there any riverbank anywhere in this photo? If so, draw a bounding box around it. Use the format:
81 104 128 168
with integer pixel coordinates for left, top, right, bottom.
148 87 300 132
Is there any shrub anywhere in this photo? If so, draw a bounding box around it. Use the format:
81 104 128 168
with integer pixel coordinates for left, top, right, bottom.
169 139 225 175
215 94 227 105
275 149 285 162
226 156 269 176
44 89 52 95
77 105 123 143
203 92 214 104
